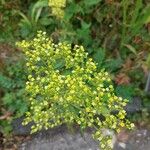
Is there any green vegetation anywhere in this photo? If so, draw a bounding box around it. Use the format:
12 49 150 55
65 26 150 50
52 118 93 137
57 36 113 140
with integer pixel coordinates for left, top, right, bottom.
0 0 150 149
0 49 28 134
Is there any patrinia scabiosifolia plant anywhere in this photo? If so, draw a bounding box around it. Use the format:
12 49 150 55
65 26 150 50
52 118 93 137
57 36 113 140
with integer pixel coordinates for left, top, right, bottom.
49 0 66 18
17 31 134 150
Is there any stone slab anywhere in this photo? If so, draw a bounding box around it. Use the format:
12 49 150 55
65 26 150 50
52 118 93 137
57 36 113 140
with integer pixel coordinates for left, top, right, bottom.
19 125 99 150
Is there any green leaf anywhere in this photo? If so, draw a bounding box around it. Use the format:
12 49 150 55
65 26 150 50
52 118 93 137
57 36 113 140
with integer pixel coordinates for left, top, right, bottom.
19 20 33 38
100 106 110 115
31 0 48 23
17 11 31 26
0 74 12 90
130 0 143 25
40 17 52 26
2 93 13 105
104 58 123 72
64 3 83 20
76 21 92 46
116 85 135 101
93 48 105 69
54 59 65 69
83 0 102 6
62 69 72 76
130 4 150 38
123 44 137 55
81 21 91 29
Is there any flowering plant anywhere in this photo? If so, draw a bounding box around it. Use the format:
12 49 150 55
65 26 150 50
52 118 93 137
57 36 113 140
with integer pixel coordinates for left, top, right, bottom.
17 31 134 150
49 0 66 18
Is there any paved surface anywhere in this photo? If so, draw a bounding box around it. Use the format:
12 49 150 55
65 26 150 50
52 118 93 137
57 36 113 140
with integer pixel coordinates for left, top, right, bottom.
19 125 150 150
19 125 99 150
114 128 150 150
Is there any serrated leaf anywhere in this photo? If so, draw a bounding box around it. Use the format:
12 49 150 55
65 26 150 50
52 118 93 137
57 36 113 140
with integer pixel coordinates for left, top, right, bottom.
64 3 83 20
104 58 123 72
0 74 12 89
116 85 135 101
93 48 105 68
2 93 13 105
76 21 92 46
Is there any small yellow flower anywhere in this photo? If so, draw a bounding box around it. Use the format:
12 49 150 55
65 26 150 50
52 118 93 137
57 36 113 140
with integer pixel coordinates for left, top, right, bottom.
120 122 125 127
86 107 90 112
130 123 135 128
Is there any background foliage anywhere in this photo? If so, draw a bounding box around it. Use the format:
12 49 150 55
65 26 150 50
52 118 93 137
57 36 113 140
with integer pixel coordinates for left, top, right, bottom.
0 0 150 136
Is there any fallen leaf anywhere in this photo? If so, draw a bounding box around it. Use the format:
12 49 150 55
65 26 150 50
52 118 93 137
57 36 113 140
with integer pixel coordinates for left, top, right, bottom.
141 64 149 75
0 112 12 120
122 58 133 71
117 129 129 142
133 36 142 44
115 73 130 85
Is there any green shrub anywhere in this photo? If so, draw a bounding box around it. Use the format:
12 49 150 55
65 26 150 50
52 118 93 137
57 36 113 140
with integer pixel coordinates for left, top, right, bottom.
17 31 134 150
0 60 28 134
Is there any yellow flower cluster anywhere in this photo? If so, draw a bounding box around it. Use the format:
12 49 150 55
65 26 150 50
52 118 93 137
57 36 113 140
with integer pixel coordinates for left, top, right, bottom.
16 31 134 150
49 0 66 18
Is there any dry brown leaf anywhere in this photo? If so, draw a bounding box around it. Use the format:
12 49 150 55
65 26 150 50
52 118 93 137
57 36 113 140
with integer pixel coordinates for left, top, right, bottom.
117 129 129 142
105 0 114 4
115 73 130 85
122 58 133 71
0 112 12 120
141 64 149 75
133 36 142 44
